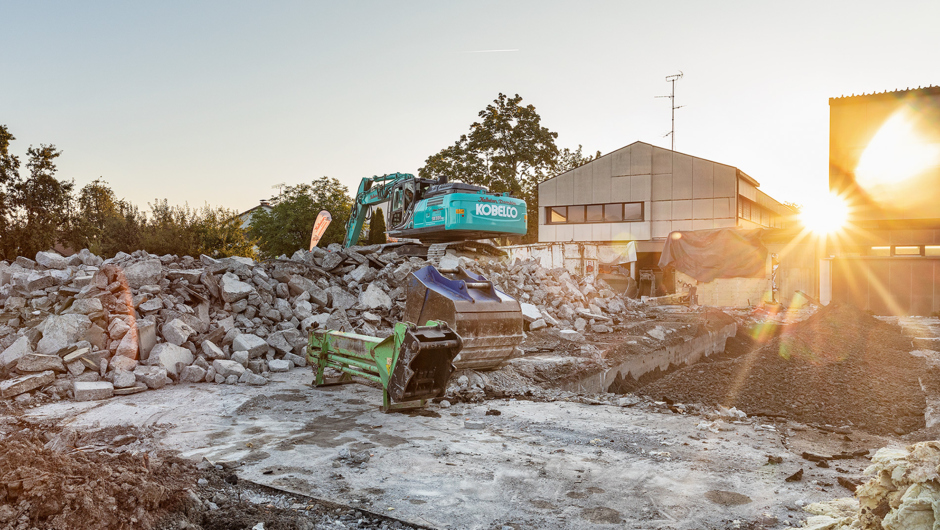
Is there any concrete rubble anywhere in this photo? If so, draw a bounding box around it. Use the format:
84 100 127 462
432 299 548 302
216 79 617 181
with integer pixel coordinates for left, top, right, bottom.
0 244 644 405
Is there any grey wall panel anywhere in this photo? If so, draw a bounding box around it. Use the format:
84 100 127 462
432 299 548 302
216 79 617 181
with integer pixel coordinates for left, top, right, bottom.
714 218 736 228
629 222 651 240
556 224 574 242
557 171 574 204
714 164 736 197
592 223 611 241
714 197 731 218
631 175 652 202
630 143 652 175
692 158 715 199
651 220 671 239
693 219 715 231
611 176 630 202
651 201 671 221
651 173 672 201
673 153 693 199
611 147 631 176
673 200 692 220
539 179 557 207
573 224 592 241
573 164 593 205
538 224 556 242
652 146 673 175
693 198 714 219
673 220 693 231
592 156 613 204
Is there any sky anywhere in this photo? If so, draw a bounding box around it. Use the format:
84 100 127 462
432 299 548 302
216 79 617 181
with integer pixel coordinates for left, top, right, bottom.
2 0 939 214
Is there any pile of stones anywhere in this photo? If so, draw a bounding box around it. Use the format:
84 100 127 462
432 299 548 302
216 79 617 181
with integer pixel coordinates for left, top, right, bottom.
0 244 646 404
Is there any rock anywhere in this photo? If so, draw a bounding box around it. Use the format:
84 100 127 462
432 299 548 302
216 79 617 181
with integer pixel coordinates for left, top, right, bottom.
283 352 307 368
268 359 290 372
618 396 640 407
245 373 267 386
134 366 168 389
64 298 103 315
116 327 139 359
464 420 485 430
359 283 392 310
301 313 330 331
558 329 585 342
35 251 68 270
591 324 612 333
220 272 254 304
267 329 303 355
0 336 32 367
520 302 542 323
138 319 157 358
231 351 249 366
163 318 195 346
180 365 207 383
321 252 344 270
112 370 137 388
109 318 131 340
123 259 164 288
293 300 314 321
529 319 547 331
148 343 194 376
83 323 109 351
73 381 114 401
212 360 246 379
138 299 163 312
37 314 91 355
438 254 460 270
574 318 587 332
16 353 66 373
201 340 226 360
349 264 374 283
0 371 55 398
327 286 357 311
232 334 267 358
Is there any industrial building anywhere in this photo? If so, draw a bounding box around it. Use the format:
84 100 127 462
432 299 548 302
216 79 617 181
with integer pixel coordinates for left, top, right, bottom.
535 141 794 291
824 85 940 315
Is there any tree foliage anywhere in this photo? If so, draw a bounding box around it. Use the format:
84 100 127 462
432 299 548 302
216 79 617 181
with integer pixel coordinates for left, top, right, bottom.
419 94 596 243
248 177 352 259
368 207 387 245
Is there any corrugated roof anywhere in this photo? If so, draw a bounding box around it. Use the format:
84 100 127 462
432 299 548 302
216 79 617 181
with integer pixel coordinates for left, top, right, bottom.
830 85 940 102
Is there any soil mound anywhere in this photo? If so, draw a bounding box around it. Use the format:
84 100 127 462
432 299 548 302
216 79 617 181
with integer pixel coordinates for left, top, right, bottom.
639 304 926 435
0 421 197 529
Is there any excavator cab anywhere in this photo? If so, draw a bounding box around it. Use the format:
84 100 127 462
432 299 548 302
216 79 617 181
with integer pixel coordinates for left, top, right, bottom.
389 179 418 228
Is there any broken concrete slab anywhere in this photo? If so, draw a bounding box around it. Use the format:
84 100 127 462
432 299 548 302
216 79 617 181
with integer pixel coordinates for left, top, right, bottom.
1 370 55 398
36 314 91 355
162 318 195 346
123 259 164 288
16 353 66 373
147 343 194 376
0 336 32 368
233 334 267 358
212 359 246 379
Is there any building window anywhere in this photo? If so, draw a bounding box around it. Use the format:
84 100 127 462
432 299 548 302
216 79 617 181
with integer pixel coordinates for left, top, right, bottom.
586 205 604 222
895 246 922 256
545 202 644 224
927 246 940 256
604 203 622 222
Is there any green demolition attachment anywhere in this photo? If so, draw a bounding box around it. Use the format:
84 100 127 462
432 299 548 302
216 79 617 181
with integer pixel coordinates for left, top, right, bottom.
307 321 462 412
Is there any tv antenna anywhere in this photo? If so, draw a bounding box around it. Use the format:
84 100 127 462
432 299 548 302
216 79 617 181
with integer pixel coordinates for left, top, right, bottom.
656 72 684 151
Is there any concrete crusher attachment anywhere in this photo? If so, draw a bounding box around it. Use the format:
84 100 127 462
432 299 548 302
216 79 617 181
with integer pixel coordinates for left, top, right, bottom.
307 321 462 412
404 265 524 371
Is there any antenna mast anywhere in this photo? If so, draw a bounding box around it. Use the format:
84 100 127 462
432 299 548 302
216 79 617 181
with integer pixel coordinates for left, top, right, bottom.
656 72 684 151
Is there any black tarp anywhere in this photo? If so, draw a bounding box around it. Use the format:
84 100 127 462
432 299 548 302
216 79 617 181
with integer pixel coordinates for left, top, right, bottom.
658 228 767 282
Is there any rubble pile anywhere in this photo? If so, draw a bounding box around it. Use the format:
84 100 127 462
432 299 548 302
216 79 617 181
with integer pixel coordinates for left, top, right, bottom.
639 303 927 436
0 245 643 404
803 441 940 530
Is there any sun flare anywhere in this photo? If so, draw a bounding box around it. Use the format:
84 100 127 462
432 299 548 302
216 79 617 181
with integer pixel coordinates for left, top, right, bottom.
800 193 849 234
855 109 940 191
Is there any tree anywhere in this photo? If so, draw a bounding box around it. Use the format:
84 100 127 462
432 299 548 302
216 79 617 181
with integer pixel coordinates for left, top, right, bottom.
7 144 74 258
248 177 352 259
368 207 387 245
0 125 22 259
192 205 257 259
419 93 597 243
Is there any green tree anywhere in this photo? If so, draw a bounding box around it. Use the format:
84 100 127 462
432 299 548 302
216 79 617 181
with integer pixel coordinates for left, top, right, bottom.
248 177 352 259
192 205 257 259
0 126 22 259
555 145 601 173
420 93 592 243
368 207 387 245
9 144 74 258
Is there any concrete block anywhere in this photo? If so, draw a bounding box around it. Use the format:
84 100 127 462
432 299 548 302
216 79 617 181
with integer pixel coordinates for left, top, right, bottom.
0 336 32 368
138 319 157 359
268 359 290 372
692 158 715 199
73 381 113 401
611 176 630 202
651 174 672 201
651 201 671 221
652 146 673 174
148 343 194 376
693 199 714 219
672 200 693 220
714 164 736 197
17 353 66 373
611 147 630 176
630 143 652 175
0 371 55 398
631 175 652 202
672 153 693 199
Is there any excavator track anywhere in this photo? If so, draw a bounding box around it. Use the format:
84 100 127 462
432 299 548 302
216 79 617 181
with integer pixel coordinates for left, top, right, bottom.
426 241 506 266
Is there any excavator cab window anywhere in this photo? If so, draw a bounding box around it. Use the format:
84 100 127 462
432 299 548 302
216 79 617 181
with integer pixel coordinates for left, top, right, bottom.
391 188 404 226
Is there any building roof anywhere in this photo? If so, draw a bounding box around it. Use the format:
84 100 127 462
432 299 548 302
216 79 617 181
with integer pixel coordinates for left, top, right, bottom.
540 140 762 187
830 85 940 104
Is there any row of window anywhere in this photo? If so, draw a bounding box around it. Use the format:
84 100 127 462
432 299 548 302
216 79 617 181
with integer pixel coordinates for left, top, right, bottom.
738 197 787 228
870 246 940 257
547 202 644 224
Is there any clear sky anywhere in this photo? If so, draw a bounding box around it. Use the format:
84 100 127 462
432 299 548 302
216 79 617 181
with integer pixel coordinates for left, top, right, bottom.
2 0 938 214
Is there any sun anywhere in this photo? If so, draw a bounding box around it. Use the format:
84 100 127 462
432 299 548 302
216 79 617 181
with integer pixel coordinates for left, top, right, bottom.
800 193 849 234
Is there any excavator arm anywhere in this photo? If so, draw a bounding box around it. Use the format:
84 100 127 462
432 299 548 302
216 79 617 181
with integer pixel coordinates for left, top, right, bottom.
343 173 416 248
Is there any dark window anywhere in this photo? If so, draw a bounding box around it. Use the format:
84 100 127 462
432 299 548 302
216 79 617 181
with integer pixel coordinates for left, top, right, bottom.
568 206 585 223
548 206 567 224
586 205 604 222
604 203 622 222
742 200 751 221
623 203 643 221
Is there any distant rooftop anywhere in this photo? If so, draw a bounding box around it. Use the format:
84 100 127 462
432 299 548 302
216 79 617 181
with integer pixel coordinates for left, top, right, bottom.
830 84 940 103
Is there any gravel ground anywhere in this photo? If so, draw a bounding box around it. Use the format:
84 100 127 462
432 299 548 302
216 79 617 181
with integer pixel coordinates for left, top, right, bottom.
639 303 927 436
